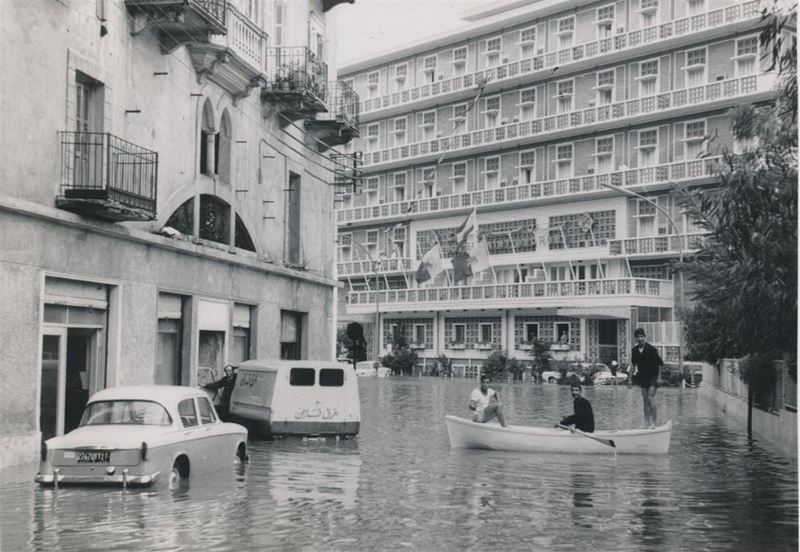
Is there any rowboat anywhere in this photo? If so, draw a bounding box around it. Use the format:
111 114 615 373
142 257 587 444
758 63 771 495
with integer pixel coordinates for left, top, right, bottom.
445 415 672 454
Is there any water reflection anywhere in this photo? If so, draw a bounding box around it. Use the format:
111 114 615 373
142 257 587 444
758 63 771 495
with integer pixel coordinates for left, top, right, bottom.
0 380 797 551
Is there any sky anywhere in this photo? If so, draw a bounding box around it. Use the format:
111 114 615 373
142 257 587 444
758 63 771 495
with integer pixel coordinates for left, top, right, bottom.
336 0 485 64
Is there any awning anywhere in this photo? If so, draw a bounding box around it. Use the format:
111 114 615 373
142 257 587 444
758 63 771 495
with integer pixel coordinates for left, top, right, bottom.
557 306 631 319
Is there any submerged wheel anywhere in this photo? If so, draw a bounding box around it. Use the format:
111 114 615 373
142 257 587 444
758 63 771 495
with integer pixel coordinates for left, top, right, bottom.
234 443 248 465
168 465 181 490
548 377 557 384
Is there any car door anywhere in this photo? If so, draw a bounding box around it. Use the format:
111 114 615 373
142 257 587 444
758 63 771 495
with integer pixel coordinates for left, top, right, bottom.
177 398 202 460
194 396 229 470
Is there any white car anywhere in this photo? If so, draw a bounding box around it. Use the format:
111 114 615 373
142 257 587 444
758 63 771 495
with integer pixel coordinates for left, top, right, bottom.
35 385 248 488
593 370 628 385
540 370 584 384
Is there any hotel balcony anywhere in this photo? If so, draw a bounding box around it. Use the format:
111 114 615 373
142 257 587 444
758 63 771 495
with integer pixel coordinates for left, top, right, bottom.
337 257 413 277
609 232 710 258
305 81 361 151
357 0 760 119
187 3 268 101
337 157 720 227
56 132 158 222
126 0 227 53
359 73 775 172
262 47 328 125
344 278 673 314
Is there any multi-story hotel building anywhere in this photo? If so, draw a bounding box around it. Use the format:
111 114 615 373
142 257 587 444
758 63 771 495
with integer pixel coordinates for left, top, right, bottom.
0 0 357 467
336 0 775 376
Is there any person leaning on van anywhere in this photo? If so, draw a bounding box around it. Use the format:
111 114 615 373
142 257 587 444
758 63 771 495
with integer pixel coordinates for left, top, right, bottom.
203 365 237 418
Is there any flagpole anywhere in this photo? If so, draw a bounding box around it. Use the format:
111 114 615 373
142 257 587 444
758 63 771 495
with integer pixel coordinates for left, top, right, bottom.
506 230 523 283
431 231 452 287
393 242 410 289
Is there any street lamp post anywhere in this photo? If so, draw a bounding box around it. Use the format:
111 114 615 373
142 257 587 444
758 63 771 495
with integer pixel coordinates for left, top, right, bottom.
599 181 684 375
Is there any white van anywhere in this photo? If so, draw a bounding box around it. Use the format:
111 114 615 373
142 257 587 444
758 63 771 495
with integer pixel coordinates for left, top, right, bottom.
229 360 360 437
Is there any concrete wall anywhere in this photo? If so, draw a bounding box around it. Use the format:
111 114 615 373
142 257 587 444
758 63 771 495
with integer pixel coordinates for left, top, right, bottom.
699 363 798 459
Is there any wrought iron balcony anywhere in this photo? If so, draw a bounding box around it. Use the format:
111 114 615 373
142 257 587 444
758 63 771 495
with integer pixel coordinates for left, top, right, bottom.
345 277 673 314
357 0 760 117
305 81 360 150
608 232 710 258
337 257 413 277
262 47 328 124
360 74 775 171
126 0 227 53
187 3 268 100
336 157 720 226
322 0 355 11
56 132 158 222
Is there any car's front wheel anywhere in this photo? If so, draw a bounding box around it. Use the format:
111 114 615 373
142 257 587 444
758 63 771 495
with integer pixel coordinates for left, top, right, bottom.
169 456 189 490
548 377 557 384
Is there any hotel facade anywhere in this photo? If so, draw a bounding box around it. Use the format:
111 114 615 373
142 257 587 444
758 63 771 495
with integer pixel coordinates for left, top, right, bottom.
0 0 357 467
335 0 776 376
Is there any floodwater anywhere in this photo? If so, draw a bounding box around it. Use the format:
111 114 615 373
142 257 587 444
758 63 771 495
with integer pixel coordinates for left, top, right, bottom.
1 379 797 551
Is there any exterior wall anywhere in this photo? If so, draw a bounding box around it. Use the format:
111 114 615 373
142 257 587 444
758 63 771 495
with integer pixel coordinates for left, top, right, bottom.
699 362 798 459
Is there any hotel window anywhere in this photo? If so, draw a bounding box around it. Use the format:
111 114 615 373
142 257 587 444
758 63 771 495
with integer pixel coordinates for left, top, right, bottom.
423 55 437 83
479 323 493 344
519 150 535 184
452 46 467 76
640 0 658 27
557 17 575 49
556 79 574 114
392 227 407 256
484 96 500 127
365 177 379 205
686 0 704 16
391 117 407 146
394 63 407 81
420 167 437 197
519 87 536 121
482 156 500 189
365 123 379 152
364 230 378 258
366 71 379 98
451 162 467 194
638 129 658 167
413 324 426 345
595 137 614 174
596 5 615 39
453 324 466 344
596 70 615 106
636 198 657 237
519 26 536 58
524 323 539 343
735 36 758 77
684 120 706 159
420 110 437 141
338 233 352 262
555 144 573 179
685 48 706 87
485 36 502 68
555 323 571 344
639 59 659 96
393 172 407 202
452 103 468 130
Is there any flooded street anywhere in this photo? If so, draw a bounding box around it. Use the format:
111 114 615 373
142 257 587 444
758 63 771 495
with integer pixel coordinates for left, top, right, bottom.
1 379 797 551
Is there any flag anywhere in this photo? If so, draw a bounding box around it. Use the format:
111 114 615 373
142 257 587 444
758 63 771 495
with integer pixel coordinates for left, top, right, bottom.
469 239 492 275
454 209 476 243
451 249 472 284
415 244 444 284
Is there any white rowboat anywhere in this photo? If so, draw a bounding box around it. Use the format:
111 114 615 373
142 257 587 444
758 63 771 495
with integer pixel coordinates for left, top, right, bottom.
445 415 672 454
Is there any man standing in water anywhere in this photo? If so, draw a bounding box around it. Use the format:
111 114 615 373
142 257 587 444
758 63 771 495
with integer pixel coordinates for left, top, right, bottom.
469 375 508 427
629 328 663 428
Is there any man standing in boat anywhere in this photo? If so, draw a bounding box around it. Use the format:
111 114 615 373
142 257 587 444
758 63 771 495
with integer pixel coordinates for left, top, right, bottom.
469 375 508 427
629 328 663 428
557 383 595 432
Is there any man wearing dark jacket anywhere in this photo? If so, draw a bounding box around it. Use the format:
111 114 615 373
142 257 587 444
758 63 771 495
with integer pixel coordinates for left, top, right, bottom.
629 327 663 428
558 383 595 432
203 365 237 418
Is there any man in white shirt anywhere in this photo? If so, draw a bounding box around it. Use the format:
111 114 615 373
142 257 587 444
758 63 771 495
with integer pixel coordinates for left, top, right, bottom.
469 375 508 427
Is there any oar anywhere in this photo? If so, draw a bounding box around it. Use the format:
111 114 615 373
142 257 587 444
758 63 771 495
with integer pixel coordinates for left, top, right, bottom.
558 424 616 449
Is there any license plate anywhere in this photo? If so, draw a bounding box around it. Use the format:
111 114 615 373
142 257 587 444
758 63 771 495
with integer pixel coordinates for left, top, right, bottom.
76 450 111 463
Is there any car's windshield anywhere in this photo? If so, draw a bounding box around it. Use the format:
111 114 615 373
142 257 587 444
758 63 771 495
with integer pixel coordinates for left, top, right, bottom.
79 400 172 426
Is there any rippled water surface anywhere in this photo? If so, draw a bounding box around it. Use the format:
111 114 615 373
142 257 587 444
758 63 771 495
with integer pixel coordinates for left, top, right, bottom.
1 380 797 551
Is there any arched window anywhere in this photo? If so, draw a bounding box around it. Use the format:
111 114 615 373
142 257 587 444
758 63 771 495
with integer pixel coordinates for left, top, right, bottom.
199 194 230 244
235 214 255 251
218 110 232 183
164 194 256 252
165 198 193 235
200 99 215 176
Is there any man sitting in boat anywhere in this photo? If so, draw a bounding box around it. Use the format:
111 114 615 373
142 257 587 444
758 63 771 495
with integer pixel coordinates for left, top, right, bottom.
468 375 508 427
557 383 595 433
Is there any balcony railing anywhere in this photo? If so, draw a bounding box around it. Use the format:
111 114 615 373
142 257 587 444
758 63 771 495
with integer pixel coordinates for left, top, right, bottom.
360 74 773 169
337 157 720 224
609 232 709 256
317 81 360 128
357 0 759 115
346 278 670 307
57 132 158 221
338 257 412 276
125 0 227 43
212 3 268 72
264 47 328 103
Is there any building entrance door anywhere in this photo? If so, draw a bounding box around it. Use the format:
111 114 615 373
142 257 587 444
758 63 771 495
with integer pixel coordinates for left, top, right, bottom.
40 328 67 444
598 319 618 365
